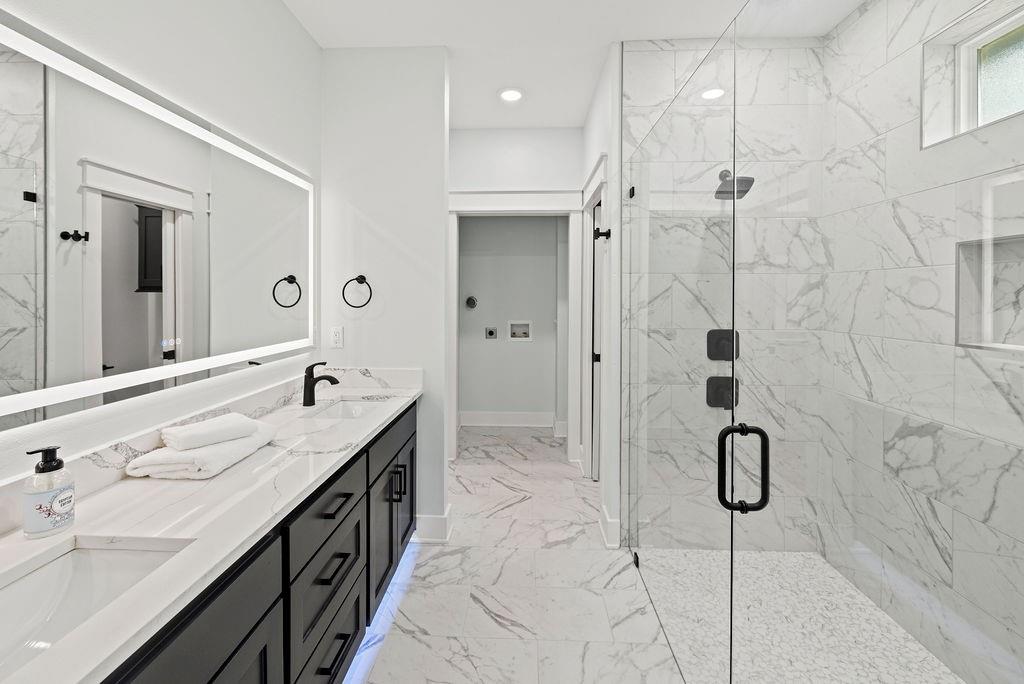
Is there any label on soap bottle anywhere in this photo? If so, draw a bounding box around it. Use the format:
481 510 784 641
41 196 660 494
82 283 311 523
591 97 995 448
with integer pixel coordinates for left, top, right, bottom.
23 485 75 535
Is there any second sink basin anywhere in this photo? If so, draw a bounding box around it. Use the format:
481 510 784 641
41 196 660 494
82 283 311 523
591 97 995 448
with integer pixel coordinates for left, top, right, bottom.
316 400 387 420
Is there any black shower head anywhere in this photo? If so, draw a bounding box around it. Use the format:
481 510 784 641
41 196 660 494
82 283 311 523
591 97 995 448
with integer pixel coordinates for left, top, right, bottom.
715 170 755 200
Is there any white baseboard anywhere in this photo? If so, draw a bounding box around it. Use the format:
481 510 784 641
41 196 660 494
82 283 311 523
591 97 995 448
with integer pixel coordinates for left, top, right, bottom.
568 459 585 476
459 411 554 428
599 503 620 549
413 504 451 544
553 420 568 437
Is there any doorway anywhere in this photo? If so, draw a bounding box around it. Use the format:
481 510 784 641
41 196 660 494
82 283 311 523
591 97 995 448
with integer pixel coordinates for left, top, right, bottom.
99 197 173 404
456 215 568 430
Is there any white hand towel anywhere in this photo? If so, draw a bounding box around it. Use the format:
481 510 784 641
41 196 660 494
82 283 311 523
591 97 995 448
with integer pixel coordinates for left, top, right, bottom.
160 413 260 451
128 421 277 480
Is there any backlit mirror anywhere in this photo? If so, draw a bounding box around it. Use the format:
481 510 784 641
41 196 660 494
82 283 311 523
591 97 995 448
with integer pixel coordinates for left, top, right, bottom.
0 28 313 430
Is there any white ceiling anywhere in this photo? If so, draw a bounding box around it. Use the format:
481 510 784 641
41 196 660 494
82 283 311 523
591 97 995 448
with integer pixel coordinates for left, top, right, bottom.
283 0 865 129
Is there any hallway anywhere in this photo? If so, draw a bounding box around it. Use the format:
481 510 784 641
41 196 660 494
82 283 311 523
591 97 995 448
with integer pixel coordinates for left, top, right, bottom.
345 426 682 683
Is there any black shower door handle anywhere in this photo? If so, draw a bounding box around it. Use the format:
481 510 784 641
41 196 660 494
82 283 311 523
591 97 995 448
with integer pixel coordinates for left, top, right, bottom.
717 423 769 514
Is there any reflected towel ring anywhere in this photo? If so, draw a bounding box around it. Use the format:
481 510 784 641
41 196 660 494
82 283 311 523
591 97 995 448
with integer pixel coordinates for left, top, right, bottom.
342 274 373 308
272 275 302 308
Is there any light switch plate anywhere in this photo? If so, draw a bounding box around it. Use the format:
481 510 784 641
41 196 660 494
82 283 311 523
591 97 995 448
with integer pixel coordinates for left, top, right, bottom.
330 326 344 349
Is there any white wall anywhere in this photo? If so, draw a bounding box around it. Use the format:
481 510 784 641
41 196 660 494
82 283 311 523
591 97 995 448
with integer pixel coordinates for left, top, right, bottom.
3 0 322 175
450 128 584 191
583 45 619 179
458 216 564 424
320 47 450 540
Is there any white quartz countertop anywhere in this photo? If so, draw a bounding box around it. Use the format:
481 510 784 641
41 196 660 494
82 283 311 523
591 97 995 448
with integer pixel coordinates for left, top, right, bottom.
0 384 421 683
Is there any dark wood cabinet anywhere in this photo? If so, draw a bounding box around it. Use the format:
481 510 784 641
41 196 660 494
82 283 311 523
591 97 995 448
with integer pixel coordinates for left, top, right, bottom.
396 440 416 550
212 600 285 683
108 402 416 684
367 460 396 621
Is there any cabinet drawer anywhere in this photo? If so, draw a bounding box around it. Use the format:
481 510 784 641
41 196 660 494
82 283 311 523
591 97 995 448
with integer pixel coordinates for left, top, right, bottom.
287 452 367 581
115 536 282 683
296 569 367 684
290 501 366 681
368 405 416 485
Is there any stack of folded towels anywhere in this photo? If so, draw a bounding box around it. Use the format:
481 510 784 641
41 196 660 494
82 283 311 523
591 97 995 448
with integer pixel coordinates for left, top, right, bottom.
126 413 277 480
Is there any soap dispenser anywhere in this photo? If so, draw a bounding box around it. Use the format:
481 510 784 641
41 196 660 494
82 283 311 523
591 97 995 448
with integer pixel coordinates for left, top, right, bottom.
23 446 75 539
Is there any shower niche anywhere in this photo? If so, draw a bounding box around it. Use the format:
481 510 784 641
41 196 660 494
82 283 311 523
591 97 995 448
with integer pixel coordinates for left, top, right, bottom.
957 234 1024 349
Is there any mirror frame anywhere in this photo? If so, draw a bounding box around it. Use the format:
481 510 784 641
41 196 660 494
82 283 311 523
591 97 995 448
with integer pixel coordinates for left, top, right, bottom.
0 11 317 419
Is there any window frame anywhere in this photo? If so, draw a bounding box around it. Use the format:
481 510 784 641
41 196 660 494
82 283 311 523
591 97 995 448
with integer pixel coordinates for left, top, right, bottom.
956 6 1024 134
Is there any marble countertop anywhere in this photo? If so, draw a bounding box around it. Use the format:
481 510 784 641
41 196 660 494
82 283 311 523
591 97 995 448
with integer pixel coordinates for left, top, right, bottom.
0 383 421 683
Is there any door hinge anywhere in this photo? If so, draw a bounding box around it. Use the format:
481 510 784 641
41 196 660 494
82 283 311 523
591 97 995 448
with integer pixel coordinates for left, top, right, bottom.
162 349 176 360
593 228 611 240
23 191 37 203
632 551 640 568
706 376 738 409
628 186 636 199
592 352 601 363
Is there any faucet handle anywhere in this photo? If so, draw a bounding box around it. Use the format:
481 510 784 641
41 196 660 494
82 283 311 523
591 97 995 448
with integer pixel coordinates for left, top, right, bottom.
305 361 326 378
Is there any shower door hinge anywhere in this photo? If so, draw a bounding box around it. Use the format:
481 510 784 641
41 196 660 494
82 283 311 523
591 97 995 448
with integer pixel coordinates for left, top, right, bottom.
628 186 635 199
632 551 639 568
593 228 611 240
23 191 37 203
592 352 601 363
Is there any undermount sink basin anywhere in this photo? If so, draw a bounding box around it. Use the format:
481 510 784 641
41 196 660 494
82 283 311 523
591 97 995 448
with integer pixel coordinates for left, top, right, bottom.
0 535 192 678
316 400 387 420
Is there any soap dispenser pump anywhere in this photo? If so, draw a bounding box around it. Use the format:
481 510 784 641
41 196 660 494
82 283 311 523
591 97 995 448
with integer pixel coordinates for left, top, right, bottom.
23 446 75 539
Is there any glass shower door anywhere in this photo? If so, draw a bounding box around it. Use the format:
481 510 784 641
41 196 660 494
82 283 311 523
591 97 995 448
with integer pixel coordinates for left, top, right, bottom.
624 19 740 682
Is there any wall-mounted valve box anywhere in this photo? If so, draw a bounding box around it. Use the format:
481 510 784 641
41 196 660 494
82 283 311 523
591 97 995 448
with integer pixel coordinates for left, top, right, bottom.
509 321 532 341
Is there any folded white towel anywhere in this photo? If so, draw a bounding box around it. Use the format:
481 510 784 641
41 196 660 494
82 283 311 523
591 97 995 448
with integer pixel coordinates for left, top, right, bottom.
160 413 260 451
128 421 277 480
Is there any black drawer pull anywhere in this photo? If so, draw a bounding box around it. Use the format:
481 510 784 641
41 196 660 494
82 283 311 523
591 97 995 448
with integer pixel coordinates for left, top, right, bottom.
321 492 353 520
314 552 352 587
316 631 353 677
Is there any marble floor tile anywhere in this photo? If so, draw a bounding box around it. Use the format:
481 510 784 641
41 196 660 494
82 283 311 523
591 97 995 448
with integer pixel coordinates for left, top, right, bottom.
410 545 536 587
366 634 539 684
386 583 470 637
537 641 683 684
464 585 614 642
532 549 640 590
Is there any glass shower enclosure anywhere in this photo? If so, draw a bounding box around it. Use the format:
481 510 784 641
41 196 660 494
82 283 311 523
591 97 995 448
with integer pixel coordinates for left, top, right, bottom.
623 0 1024 681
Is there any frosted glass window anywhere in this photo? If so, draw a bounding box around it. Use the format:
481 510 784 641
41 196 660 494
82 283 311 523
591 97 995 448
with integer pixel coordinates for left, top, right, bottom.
978 22 1024 125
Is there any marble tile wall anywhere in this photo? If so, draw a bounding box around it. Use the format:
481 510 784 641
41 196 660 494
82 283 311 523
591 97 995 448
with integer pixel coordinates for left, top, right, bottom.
0 44 44 431
622 0 1024 680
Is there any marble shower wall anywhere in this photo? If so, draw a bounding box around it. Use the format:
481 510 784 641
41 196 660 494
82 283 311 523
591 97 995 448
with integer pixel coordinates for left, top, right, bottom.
817 0 1024 681
623 0 1024 680
0 44 44 431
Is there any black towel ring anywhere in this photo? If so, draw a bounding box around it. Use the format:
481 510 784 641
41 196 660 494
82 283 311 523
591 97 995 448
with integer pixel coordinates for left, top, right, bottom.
272 275 302 308
342 275 373 308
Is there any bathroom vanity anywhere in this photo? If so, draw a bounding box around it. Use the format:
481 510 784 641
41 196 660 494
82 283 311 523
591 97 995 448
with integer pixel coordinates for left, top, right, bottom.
0 382 421 683
109 403 417 684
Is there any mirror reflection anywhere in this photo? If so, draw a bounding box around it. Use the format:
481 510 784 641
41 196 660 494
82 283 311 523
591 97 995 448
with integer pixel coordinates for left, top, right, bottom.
0 41 310 429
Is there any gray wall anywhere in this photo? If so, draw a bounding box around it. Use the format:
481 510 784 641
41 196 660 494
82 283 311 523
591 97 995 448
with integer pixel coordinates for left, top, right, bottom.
458 216 566 421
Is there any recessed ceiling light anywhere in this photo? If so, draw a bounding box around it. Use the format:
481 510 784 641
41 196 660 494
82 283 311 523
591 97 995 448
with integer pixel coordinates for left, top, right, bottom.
702 88 725 100
499 88 523 103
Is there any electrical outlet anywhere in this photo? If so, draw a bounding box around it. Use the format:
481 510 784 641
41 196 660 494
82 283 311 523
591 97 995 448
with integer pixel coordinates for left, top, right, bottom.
330 326 344 349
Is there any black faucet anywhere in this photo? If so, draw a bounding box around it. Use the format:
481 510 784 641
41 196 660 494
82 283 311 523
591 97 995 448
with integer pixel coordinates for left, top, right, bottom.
303 362 339 406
